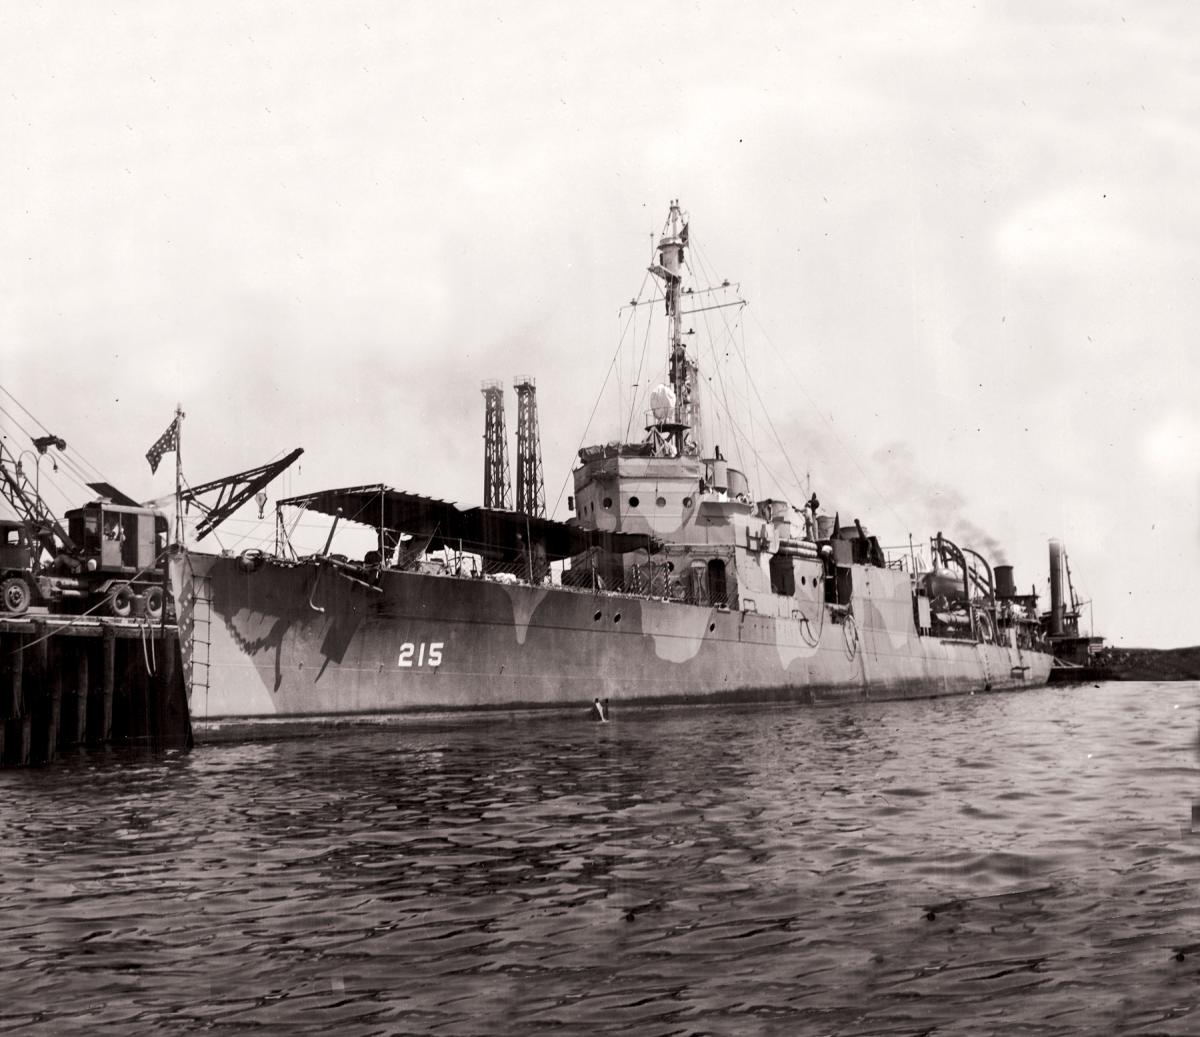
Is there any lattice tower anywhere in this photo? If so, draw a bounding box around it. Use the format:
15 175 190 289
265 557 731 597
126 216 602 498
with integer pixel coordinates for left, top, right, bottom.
480 380 511 510
514 377 545 517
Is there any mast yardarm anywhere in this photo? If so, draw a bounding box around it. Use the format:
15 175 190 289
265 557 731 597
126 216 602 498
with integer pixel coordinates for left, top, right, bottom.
649 200 699 456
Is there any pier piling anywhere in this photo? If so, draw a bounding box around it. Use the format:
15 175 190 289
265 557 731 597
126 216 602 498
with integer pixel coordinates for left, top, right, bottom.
74 651 89 745
0 614 191 766
48 665 62 763
102 629 115 744
12 637 23 717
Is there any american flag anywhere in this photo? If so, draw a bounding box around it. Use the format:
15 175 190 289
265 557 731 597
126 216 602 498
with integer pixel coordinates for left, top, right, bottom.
145 417 178 474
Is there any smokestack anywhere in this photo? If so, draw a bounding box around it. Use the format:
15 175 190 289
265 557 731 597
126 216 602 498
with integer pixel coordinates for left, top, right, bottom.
1049 539 1064 637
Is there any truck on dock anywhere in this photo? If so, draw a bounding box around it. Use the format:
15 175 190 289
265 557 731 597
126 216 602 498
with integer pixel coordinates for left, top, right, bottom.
0 501 168 620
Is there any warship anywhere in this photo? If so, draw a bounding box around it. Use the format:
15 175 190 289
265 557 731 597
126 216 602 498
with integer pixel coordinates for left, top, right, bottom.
172 201 1054 734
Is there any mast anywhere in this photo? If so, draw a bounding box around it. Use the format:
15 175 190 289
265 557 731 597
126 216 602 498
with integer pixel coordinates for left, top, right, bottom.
649 200 699 456
174 402 185 546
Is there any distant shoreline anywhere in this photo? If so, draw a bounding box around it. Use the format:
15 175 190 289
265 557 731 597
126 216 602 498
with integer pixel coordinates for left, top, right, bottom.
1096 646 1200 682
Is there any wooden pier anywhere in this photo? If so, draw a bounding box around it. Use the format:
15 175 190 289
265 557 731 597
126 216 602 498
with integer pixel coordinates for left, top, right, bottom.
0 611 192 766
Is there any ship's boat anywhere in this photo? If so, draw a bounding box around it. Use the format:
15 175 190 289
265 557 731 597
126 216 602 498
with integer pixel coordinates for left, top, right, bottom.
172 202 1053 735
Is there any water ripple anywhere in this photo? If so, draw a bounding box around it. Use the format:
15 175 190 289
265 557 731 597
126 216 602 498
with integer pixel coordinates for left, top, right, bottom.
0 681 1197 1034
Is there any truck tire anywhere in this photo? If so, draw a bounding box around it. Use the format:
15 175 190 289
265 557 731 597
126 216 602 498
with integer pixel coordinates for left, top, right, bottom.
107 583 134 618
145 586 165 622
1 577 31 615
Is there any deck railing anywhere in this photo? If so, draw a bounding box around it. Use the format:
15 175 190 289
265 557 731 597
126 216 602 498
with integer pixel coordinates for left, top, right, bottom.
289 549 731 607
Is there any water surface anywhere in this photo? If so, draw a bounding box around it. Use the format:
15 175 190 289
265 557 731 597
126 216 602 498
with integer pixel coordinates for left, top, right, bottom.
2 681 1198 1035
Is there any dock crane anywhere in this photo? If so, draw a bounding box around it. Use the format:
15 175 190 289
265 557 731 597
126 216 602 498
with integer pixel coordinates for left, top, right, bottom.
1 431 172 617
0 428 302 618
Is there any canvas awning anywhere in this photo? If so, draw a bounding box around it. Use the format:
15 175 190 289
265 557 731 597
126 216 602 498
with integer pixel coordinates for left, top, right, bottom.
276 484 657 561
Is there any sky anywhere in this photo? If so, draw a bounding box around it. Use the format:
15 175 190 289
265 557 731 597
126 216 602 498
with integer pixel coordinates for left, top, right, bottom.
2 1 1197 648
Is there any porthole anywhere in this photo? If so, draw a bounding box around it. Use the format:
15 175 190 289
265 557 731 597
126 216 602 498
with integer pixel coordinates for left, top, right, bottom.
666 561 675 572
682 496 693 508
629 496 640 508
593 610 602 622
708 622 716 632
602 497 612 509
614 612 622 624
656 496 666 508
801 575 806 586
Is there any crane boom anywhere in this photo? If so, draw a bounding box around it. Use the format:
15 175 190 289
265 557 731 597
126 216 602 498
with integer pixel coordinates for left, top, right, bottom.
0 437 75 557
180 448 304 541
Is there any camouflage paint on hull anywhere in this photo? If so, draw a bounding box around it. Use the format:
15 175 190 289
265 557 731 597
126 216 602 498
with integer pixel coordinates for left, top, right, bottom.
186 551 1052 737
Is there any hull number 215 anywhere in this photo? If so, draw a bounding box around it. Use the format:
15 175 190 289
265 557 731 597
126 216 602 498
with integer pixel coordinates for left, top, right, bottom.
398 642 444 668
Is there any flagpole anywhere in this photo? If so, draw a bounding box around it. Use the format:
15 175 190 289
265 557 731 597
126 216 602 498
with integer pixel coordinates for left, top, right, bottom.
175 402 185 547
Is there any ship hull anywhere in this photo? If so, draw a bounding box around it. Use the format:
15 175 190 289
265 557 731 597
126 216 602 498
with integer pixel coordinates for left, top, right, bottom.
181 552 1052 738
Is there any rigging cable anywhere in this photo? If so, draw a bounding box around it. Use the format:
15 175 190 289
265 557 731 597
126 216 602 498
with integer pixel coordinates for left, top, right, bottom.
688 241 751 474
689 238 789 499
0 411 96 497
622 282 660 444
0 384 109 483
690 239 806 497
697 301 749 478
698 371 795 502
721 311 809 499
550 269 651 518
0 394 124 515
740 320 763 496
0 408 100 512
690 237 911 533
745 302 912 534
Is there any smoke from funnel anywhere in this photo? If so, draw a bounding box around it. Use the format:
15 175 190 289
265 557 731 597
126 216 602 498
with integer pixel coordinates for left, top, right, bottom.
872 441 1009 564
